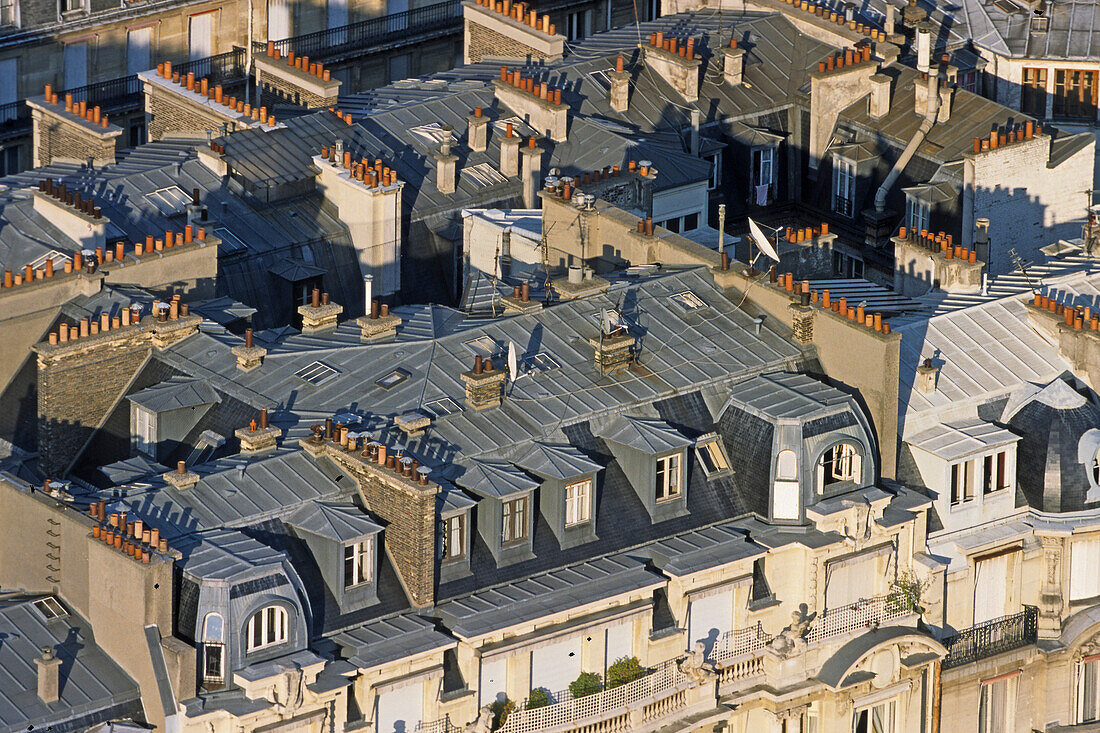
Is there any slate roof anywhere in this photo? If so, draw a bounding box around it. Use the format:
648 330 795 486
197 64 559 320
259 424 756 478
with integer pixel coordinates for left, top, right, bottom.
722 371 854 420
287 501 383 542
944 0 1100 59
456 459 540 498
906 418 1020 461
175 529 288 582
508 441 602 479
0 596 141 732
128 378 220 413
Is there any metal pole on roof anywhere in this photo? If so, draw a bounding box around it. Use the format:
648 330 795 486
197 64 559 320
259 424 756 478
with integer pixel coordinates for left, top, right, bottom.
717 203 726 256
246 0 254 107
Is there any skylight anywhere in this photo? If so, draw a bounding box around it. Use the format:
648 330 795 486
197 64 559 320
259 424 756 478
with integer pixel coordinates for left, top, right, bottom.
463 336 500 356
145 186 191 216
526 353 561 372
212 227 248 254
669 290 707 311
33 596 67 620
424 397 461 418
375 368 409 389
295 361 339 386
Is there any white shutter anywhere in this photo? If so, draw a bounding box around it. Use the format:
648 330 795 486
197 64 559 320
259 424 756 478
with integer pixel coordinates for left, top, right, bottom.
64 42 88 90
188 13 213 60
375 681 423 733
267 0 290 40
605 623 633 667
479 656 507 706
688 590 733 652
327 0 347 29
1071 540 1100 601
126 27 152 76
773 480 800 519
974 554 1010 623
530 637 581 696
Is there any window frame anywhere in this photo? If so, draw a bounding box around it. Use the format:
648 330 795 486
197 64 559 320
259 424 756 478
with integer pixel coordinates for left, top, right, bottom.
978 673 1016 733
1022 67 1048 117
832 156 856 217
816 442 862 492
132 404 157 458
655 452 683 502
707 150 722 190
441 513 466 561
1078 655 1100 723
1054 68 1098 120
752 146 776 191
905 194 930 234
852 698 896 733
245 605 289 653
564 478 593 526
696 436 731 477
343 538 373 589
501 495 529 545
949 459 976 507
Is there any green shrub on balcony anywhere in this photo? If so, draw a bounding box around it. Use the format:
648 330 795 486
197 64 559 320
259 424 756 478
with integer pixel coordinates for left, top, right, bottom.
606 656 646 688
886 570 928 614
489 698 515 730
568 671 603 699
525 687 551 709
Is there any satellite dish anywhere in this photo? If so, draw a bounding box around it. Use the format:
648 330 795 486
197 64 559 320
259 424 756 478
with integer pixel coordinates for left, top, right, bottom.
748 217 781 262
507 341 520 381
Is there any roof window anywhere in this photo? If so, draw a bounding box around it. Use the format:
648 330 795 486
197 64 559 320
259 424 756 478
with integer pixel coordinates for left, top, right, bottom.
212 227 247 254
669 290 707 311
424 397 461 418
295 361 339 386
145 186 191 215
463 335 500 356
375 368 409 389
33 596 67 620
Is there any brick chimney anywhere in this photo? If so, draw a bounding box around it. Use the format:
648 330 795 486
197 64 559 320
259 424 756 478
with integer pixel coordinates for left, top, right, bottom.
869 73 891 118
434 124 459 195
892 228 984 296
590 318 634 374
809 46 877 168
35 647 61 703
722 38 745 86
493 67 568 142
915 358 939 393
468 106 489 152
520 137 544 208
357 299 403 341
609 55 630 112
500 122 521 177
788 282 815 345
642 33 702 102
27 91 122 168
163 460 200 490
297 288 343 333
460 355 506 410
139 64 278 141
231 328 267 371
462 0 564 64
255 44 341 109
314 146 404 297
32 184 107 251
235 409 282 454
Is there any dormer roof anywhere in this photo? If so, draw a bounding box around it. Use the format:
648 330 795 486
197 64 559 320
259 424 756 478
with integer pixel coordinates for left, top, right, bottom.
597 415 691 454
287 501 383 543
906 418 1019 462
128 377 220 413
456 459 538 498
509 441 601 479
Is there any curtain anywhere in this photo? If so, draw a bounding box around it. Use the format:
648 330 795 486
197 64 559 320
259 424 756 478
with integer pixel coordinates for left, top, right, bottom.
126 27 151 76
974 554 1010 623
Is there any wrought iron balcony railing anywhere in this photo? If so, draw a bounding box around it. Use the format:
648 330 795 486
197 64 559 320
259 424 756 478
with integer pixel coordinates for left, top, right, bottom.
942 605 1038 670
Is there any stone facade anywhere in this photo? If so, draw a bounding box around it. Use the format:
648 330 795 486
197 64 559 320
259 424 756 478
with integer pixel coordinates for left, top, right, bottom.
255 55 341 110
27 98 122 168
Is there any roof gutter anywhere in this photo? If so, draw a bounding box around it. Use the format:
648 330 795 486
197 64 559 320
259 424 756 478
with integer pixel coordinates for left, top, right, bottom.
875 25 939 213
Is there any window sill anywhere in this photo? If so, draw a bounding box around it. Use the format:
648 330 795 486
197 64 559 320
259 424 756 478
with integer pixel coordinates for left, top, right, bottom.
747 595 781 613
648 625 682 642
655 494 682 504
440 686 475 703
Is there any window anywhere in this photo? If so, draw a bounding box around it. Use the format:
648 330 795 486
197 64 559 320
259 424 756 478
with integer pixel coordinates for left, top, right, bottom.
565 479 592 525
670 290 706 311
33 597 67 619
60 0 83 13
683 212 699 231
707 151 722 190
832 250 864 279
202 613 224 685
1054 69 1097 120
1079 656 1100 722
978 675 1015 733
905 195 930 234
374 368 408 389
1022 67 1048 117
294 360 339 385
566 9 590 40
752 147 776 192
957 69 978 93
343 540 372 588
145 185 191 215
664 216 681 233
246 605 289 651
696 437 730 476
63 41 88 90
463 335 499 357
424 397 461 418
1093 450 1100 485
655 453 682 501
1070 538 1100 601
982 451 1009 494
132 405 156 457
190 10 215 60
502 496 528 544
647 0 660 20
816 442 861 492
129 119 147 148
126 26 152 76
441 514 465 560
751 558 773 602
854 700 895 733
832 157 855 217
950 460 975 506
973 550 1018 623
0 0 17 26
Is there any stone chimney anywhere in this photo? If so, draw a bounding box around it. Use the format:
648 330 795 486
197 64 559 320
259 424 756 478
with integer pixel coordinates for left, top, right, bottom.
27 90 122 168
788 282 816 345
32 182 107 251
163 460 200 490
460 355 506 410
609 55 630 112
235 409 282 454
589 319 635 374
642 33 702 102
810 46 877 168
468 106 489 152
255 43 341 109
231 328 267 372
1026 293 1100 393
722 38 745 86
892 228 984 296
915 358 939 393
500 122 521 177
434 124 459 195
297 288 343 333
493 67 568 142
462 0 565 64
520 137 544 208
36 647 61 703
357 299 403 341
314 146 404 297
869 73 891 118
139 63 278 141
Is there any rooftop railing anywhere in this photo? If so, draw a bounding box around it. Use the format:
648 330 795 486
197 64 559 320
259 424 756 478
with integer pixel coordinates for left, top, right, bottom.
942 605 1038 670
413 716 461 733
807 595 912 642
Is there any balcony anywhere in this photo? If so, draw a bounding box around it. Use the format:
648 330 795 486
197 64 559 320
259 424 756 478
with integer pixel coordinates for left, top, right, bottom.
942 606 1038 670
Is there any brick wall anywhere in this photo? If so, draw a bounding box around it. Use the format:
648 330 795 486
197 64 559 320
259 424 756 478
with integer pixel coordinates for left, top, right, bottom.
27 101 121 168
34 315 201 478
145 86 232 141
260 74 337 109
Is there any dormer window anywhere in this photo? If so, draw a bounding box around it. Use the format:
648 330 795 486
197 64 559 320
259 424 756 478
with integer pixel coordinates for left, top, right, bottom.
202 613 224 687
132 405 156 457
565 479 592 525
773 449 800 520
246 605 288 652
950 459 975 506
441 514 466 561
502 496 529 544
816 442 861 492
982 451 1010 495
343 539 373 589
655 453 682 502
905 194 930 234
696 435 730 477
832 157 855 217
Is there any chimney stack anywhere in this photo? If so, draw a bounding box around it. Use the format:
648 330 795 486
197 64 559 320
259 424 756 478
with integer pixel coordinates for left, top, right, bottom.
520 137 545 208
869 73 891 118
36 647 61 703
500 123 521 177
468 106 489 152
609 55 630 112
722 38 745 86
915 358 939 393
164 460 200 490
434 124 459 195
461 357 507 410
916 24 931 73
231 328 267 371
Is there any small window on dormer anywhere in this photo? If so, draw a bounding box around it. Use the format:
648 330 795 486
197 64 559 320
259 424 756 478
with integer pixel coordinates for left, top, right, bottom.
696 437 730 477
441 514 465 561
246 605 288 652
905 194 930 234
982 451 1010 495
343 539 373 588
502 496 528 545
655 453 682 501
816 442 861 492
132 405 156 458
565 479 592 525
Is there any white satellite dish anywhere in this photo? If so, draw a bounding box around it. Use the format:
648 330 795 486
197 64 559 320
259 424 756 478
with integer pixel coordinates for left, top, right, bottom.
507 341 521 382
747 217 781 262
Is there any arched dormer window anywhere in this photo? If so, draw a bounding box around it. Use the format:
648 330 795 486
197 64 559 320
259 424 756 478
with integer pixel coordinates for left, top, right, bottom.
776 450 798 480
201 613 224 687
816 442 862 493
773 450 800 521
246 605 289 652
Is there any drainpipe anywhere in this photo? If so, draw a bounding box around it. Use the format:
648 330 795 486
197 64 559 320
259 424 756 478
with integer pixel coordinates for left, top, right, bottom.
690 109 700 156
874 25 938 213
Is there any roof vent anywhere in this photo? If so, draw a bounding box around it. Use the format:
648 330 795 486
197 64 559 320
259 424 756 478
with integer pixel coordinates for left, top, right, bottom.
916 358 940 394
36 647 61 703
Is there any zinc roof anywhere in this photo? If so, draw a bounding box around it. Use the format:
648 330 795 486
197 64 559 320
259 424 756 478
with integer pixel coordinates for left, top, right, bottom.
128 377 220 413
906 418 1020 461
722 371 853 420
597 415 693 453
287 501 383 542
